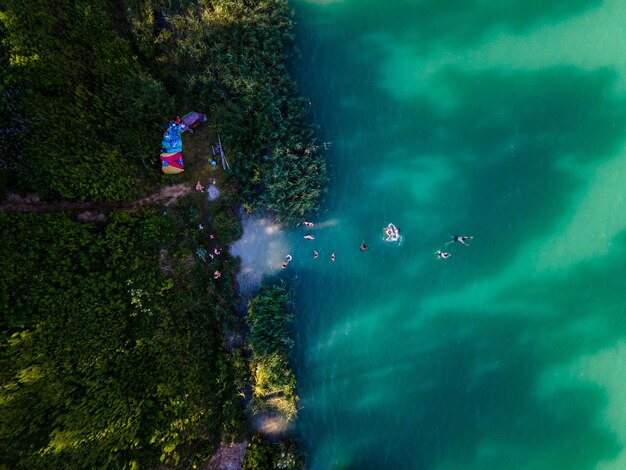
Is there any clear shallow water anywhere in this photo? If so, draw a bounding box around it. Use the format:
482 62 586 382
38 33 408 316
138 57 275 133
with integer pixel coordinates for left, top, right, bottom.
284 1 626 468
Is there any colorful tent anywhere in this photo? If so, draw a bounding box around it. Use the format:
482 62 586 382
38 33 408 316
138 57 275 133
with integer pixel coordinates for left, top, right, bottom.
162 123 184 153
181 112 207 132
161 123 184 173
159 113 206 174
160 151 184 174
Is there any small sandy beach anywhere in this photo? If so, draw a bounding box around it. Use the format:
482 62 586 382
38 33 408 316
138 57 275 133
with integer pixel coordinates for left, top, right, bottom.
229 211 291 309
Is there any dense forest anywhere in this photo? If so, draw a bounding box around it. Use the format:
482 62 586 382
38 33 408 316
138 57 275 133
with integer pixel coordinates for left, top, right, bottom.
0 0 324 468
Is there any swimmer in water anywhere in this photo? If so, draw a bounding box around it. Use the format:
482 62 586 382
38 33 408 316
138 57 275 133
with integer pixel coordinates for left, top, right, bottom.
360 241 368 252
331 252 336 262
446 235 473 246
304 234 314 240
313 250 319 259
434 250 451 259
281 254 292 268
303 221 314 227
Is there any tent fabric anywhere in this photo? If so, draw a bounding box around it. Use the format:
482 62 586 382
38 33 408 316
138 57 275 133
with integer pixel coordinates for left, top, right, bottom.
160 151 184 174
181 112 207 132
162 123 184 153
160 123 184 174
162 164 183 175
159 112 206 174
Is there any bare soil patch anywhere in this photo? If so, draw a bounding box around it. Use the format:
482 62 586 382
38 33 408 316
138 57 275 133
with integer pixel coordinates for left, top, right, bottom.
0 183 192 220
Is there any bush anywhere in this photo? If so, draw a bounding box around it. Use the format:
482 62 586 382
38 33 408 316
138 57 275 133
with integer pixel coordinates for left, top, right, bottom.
246 284 297 419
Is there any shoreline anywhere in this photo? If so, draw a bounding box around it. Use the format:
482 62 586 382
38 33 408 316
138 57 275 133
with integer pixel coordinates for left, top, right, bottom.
0 1 322 468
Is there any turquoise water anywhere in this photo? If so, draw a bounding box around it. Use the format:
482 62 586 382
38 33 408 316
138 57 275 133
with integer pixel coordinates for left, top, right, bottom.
285 1 626 468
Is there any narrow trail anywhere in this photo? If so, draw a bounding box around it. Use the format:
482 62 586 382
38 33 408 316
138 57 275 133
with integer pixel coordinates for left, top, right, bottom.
0 184 192 221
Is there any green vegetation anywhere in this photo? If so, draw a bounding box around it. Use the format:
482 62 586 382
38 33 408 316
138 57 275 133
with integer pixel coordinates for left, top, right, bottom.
0 0 320 467
242 434 303 470
0 207 244 468
122 0 328 223
1 0 326 221
0 0 170 201
247 284 297 419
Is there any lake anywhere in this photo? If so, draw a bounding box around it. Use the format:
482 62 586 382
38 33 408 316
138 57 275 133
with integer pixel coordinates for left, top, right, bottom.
285 1 626 468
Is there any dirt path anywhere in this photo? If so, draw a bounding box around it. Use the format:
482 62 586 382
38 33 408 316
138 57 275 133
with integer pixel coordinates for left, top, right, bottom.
0 184 192 221
203 441 247 470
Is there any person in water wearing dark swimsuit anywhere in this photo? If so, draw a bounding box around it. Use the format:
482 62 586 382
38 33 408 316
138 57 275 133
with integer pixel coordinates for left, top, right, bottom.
360 241 368 252
434 250 451 259
331 252 336 262
313 250 319 259
446 235 473 246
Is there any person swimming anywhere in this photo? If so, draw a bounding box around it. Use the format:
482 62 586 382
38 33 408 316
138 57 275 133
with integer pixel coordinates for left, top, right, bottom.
360 241 368 251
303 221 314 227
434 250 451 259
304 234 315 240
313 250 319 259
446 235 473 246
281 254 293 268
331 252 336 262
